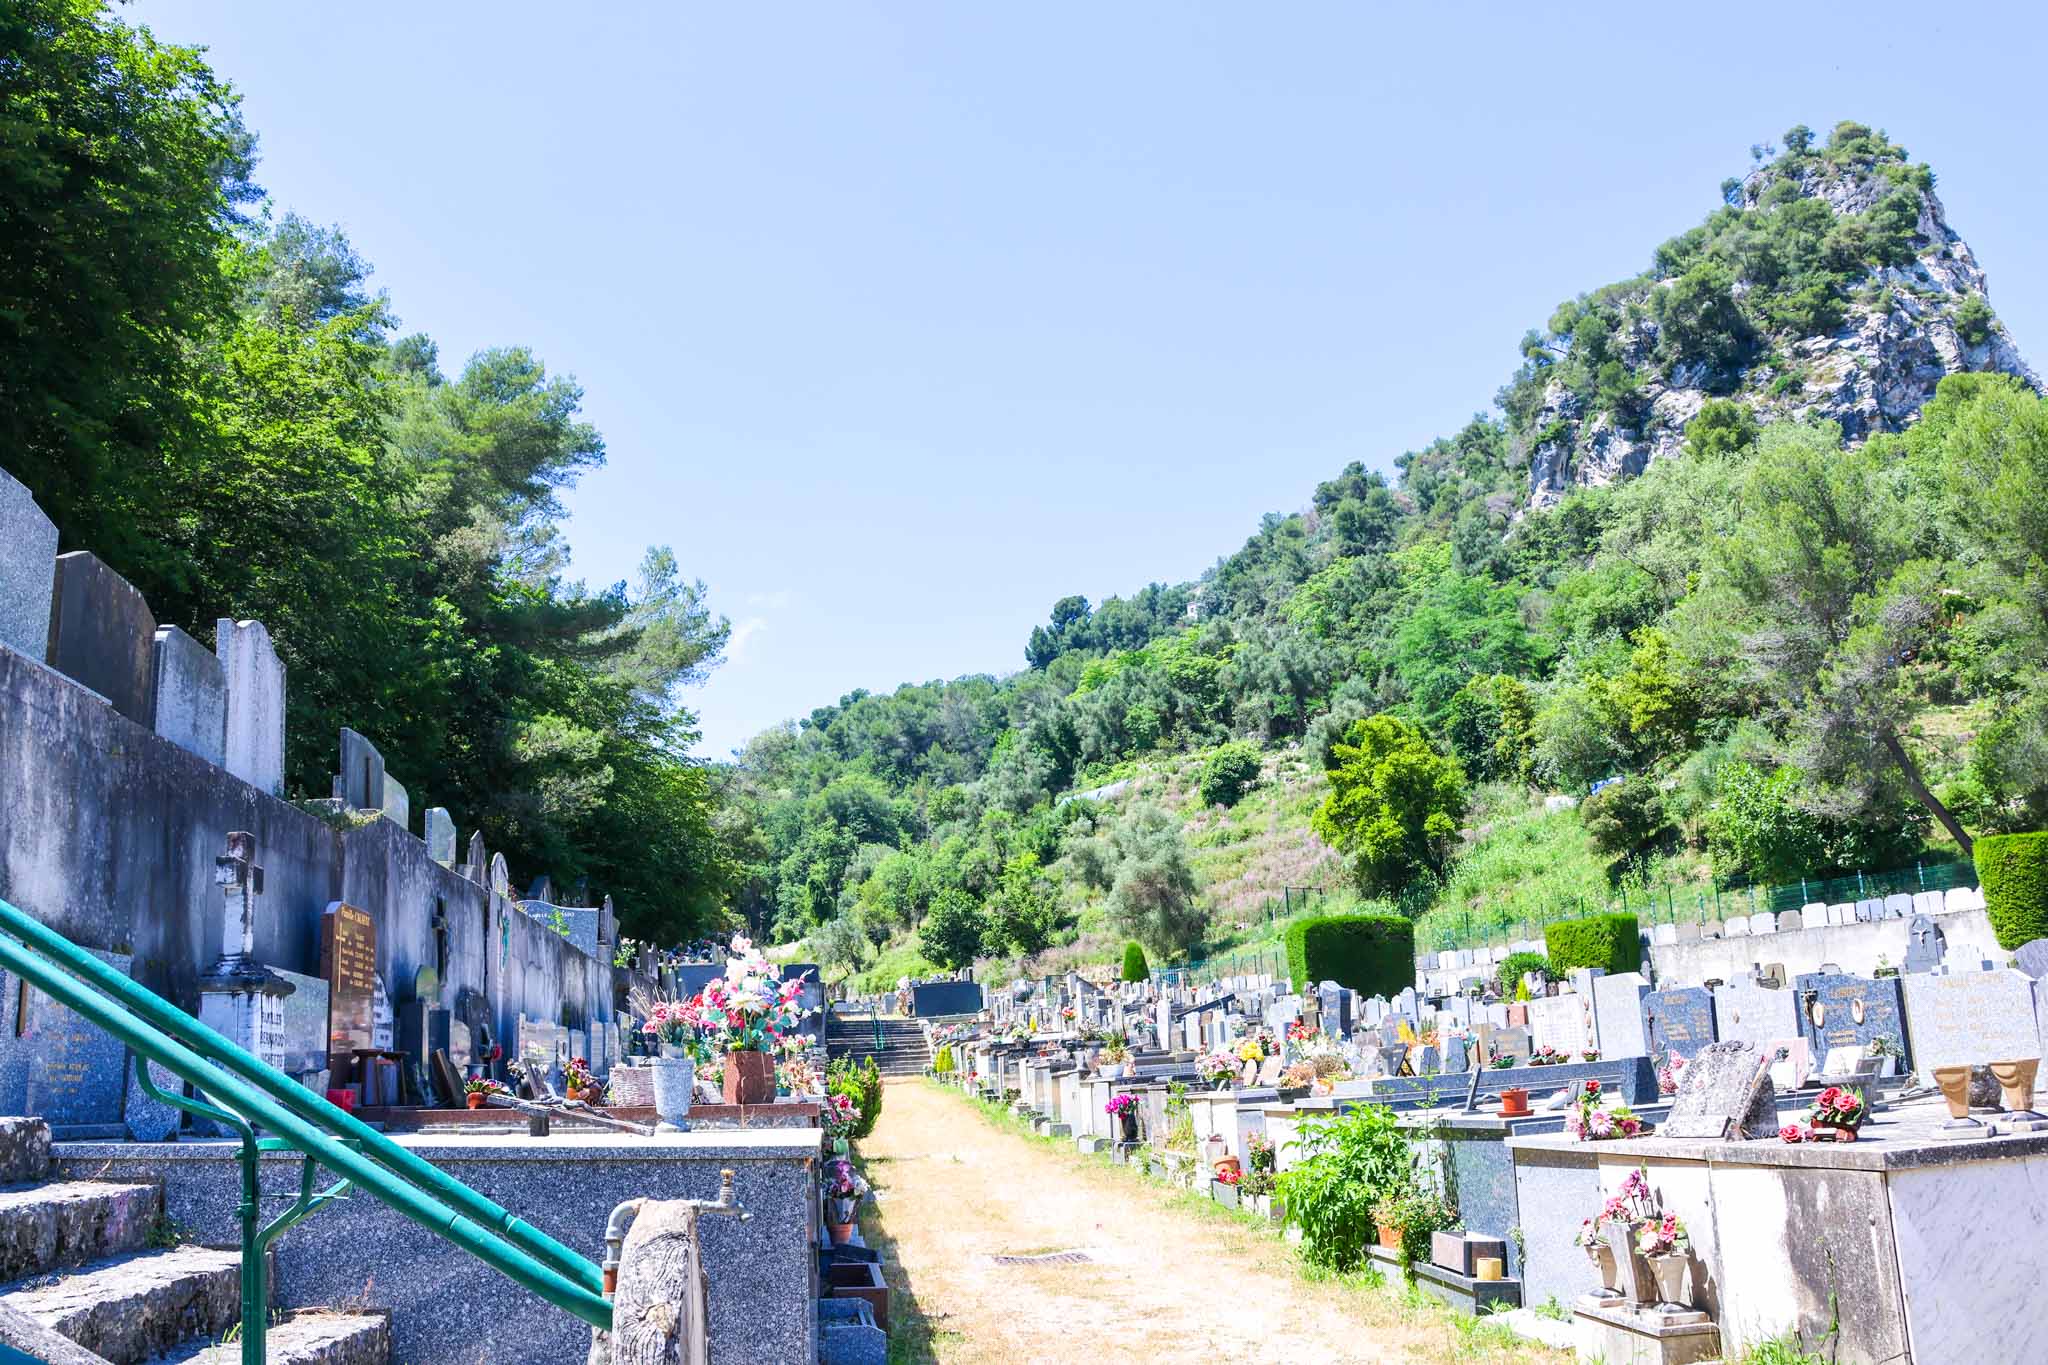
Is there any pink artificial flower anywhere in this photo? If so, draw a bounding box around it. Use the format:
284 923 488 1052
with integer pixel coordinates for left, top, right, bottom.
1588 1110 1614 1138
1779 1123 1805 1143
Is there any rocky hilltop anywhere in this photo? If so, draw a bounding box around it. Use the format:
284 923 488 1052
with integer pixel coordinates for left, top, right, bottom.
1515 122 2035 509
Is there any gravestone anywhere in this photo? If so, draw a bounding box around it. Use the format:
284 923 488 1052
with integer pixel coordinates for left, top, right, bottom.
489 854 511 898
274 968 332 1084
1491 1026 1531 1065
0 466 57 662
1713 977 1799 1050
1827 903 1855 927
1724 916 1750 937
1750 913 1777 935
1527 994 1588 1057
1902 969 2041 1077
46 552 156 724
1442 1034 1470 1074
425 808 457 866
1800 903 1829 931
1904 916 1947 973
336 728 385 810
381 775 410 832
1793 972 1908 1069
1590 973 1651 1059
1641 987 1716 1062
0 949 134 1137
149 626 227 766
216 619 286 795
320 903 378 1083
1662 1041 1777 1140
1913 890 1945 918
1775 910 1803 934
1765 1037 1811 1091
1882 894 1913 919
2015 939 2048 982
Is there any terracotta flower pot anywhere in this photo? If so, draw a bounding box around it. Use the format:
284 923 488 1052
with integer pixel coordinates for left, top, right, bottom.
827 1222 855 1246
723 1050 776 1106
466 1093 485 1110
1499 1086 1530 1117
1377 1224 1403 1251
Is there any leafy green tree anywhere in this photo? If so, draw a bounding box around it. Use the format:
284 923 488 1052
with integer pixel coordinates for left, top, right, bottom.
1706 761 1825 885
1391 571 1539 723
1442 674 1533 783
1312 716 1467 896
1106 804 1204 958
0 0 256 571
988 852 1066 956
1690 422 1972 852
1199 741 1263 807
1580 776 1673 865
919 888 985 970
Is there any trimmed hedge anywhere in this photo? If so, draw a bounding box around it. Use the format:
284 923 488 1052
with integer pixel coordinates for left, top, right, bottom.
1284 913 1415 997
1121 941 1150 982
1544 913 1642 976
1978 832 2048 950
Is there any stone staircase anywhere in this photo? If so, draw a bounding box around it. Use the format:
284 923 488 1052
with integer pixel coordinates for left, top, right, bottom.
0 1120 387 1365
826 1016 928 1077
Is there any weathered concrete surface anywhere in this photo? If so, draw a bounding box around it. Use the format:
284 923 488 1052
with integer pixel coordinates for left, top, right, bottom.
4 1244 247 1364
163 1311 390 1365
1649 907 2001 988
0 1181 160 1280
56 1130 819 1365
0 1300 111 1365
0 1118 52 1184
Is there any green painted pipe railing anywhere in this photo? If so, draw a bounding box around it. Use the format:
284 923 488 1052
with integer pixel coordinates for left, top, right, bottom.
0 897 612 1363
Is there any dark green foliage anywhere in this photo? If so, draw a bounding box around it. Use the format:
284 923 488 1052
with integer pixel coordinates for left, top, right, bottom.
1544 913 1642 976
827 1056 882 1140
1581 776 1673 863
1495 951 1552 997
1955 295 1996 348
1312 716 1468 896
1199 741 1262 808
1120 941 1150 983
919 889 986 970
1976 833 2048 951
1284 913 1415 996
1442 674 1533 783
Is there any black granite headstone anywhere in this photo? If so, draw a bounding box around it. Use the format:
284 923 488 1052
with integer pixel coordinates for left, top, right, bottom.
1641 987 1717 1062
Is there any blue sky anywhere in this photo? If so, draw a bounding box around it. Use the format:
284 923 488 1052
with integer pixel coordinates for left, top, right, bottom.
131 2 2048 757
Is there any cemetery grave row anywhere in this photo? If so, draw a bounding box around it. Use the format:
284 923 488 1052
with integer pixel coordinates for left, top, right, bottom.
930 919 2048 1364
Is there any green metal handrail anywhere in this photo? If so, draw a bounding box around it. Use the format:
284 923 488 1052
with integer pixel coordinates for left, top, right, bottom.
0 897 612 1362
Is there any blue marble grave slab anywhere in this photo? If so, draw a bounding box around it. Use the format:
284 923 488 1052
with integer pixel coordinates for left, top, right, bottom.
1792 971 1909 1070
1641 987 1717 1062
0 950 132 1136
1364 1056 1657 1107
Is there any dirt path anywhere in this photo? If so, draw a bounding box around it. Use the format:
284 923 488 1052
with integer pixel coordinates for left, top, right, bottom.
857 1080 1561 1365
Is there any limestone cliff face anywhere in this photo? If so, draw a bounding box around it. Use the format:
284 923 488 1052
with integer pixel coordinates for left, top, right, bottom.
1525 161 2035 509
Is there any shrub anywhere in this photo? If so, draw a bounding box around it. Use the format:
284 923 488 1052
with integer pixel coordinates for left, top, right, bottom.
1120 941 1150 982
1495 950 1552 998
827 1056 882 1139
1977 832 2048 950
1581 775 1674 862
933 1044 955 1075
1199 741 1262 808
1284 913 1414 997
1276 1103 1412 1270
1545 913 1642 976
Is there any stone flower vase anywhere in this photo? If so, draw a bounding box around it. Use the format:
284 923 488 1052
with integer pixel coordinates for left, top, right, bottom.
723 1049 776 1106
1586 1241 1622 1297
651 1052 695 1129
1648 1253 1692 1308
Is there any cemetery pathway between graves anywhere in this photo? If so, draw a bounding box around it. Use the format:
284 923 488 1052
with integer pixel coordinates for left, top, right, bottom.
859 1080 1557 1365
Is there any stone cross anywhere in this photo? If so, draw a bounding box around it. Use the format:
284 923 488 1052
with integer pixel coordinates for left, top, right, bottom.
215 830 265 961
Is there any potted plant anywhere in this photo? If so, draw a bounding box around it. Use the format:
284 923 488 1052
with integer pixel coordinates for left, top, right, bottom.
822 1155 868 1246
1809 1085 1866 1140
1105 1091 1140 1142
564 1057 602 1105
1634 1212 1693 1308
463 1077 504 1111
1277 1061 1316 1102
821 1091 861 1155
1100 1037 1134 1078
692 936 808 1106
1197 1051 1238 1090
1370 1185 1458 1263
1498 1085 1531 1117
1239 1134 1277 1217
1489 1055 1517 1070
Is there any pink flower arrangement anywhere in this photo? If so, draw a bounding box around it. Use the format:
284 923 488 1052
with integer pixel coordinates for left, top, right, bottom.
1635 1211 1690 1258
1104 1093 1138 1118
1214 1165 1241 1186
1657 1053 1687 1096
821 1091 861 1139
1565 1078 1644 1141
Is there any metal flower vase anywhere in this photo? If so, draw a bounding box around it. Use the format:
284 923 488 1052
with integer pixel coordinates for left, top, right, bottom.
652 1048 695 1130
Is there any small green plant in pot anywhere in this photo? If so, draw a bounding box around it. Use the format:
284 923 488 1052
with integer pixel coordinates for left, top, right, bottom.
1369 1184 1459 1265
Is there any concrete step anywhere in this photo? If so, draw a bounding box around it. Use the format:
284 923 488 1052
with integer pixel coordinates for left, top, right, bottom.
152 1311 390 1365
0 1181 162 1281
4 1246 248 1364
0 1120 52 1186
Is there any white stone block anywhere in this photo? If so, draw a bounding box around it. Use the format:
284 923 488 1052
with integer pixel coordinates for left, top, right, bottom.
217 619 286 795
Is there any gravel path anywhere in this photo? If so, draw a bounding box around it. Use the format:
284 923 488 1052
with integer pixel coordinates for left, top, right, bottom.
856 1079 1564 1364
